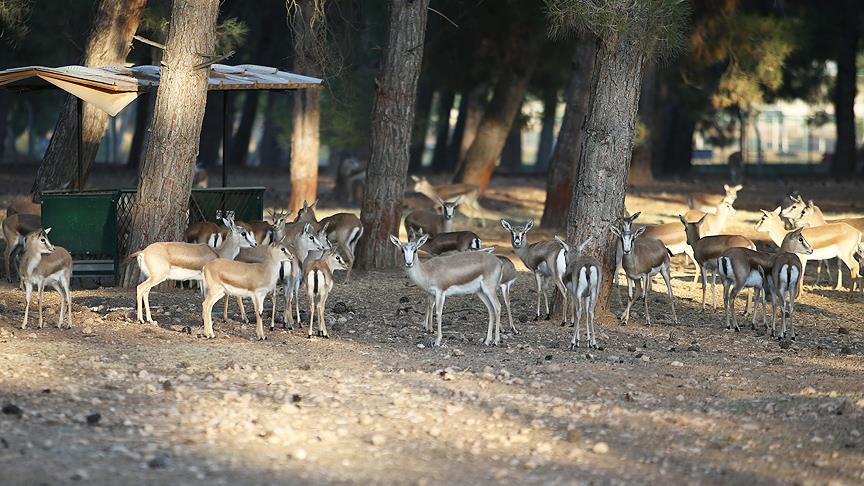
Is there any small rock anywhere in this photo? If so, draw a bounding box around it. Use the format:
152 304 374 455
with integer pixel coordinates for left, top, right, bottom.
333 302 349 314
161 380 173 391
838 327 850 335
370 434 387 446
416 343 426 349
640 355 650 363
800 386 817 396
627 345 637 352
399 296 410 304
147 454 172 469
566 429 581 443
841 346 852 355
779 340 792 350
291 394 302 403
290 448 307 461
2 404 22 417
770 357 783 365
70 469 89 481
670 361 684 367
592 442 610 454
86 413 101 425
82 326 94 335
687 344 700 352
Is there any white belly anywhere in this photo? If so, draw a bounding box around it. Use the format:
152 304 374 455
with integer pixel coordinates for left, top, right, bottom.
167 268 203 281
536 261 551 276
743 269 764 288
806 245 839 261
442 276 483 297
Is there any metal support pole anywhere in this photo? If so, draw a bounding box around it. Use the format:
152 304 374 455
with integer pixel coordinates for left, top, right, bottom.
77 97 83 191
222 90 229 188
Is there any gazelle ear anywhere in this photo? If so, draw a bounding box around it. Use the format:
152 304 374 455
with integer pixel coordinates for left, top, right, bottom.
320 221 330 233
301 200 308 210
773 206 782 214
609 226 621 237
678 215 687 226
524 219 534 231
578 236 593 253
311 200 318 209
500 219 512 231
222 217 232 229
697 214 708 225
417 234 429 247
733 184 743 191
410 175 420 182
634 226 647 238
389 234 402 247
44 227 52 234
303 223 313 234
436 196 445 207
629 211 642 222
723 184 731 191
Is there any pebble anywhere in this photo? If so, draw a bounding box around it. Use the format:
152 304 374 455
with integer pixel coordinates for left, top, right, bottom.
290 448 308 461
2 403 22 417
333 302 349 314
770 357 783 365
86 413 101 425
670 361 684 367
640 355 650 363
370 434 387 446
592 442 610 454
838 327 850 335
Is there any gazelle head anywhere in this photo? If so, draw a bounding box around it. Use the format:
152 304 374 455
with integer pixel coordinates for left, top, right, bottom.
722 184 743 203
324 247 350 272
780 194 805 220
390 234 427 268
408 227 427 243
437 196 461 221
611 224 645 255
781 228 814 255
621 211 641 233
678 213 707 246
26 228 55 255
266 242 295 264
755 207 783 234
295 200 318 224
223 217 257 249
500 219 533 248
299 222 330 252
717 201 736 215
554 235 593 258
796 201 821 228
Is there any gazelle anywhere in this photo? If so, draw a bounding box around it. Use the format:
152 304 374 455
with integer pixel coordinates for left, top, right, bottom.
409 228 481 255
640 220 698 273
304 248 349 338
556 236 601 349
717 248 774 332
129 217 257 324
679 214 756 310
410 175 488 224
682 201 736 237
184 210 224 247
201 243 294 340
755 208 861 292
3 213 41 281
688 184 743 214
500 219 568 325
247 210 290 245
390 234 502 347
611 223 678 326
768 252 804 340
5 196 41 217
318 212 364 281
19 229 73 330
404 197 461 237
793 200 864 286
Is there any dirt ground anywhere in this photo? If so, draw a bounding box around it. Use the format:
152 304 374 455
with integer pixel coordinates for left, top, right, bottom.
2 165 864 485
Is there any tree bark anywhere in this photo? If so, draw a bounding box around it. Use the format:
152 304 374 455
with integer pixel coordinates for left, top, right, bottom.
122 0 219 287
229 91 259 167
456 87 484 168
355 0 429 270
288 0 324 213
540 40 596 230
500 125 523 171
628 62 657 184
534 90 557 172
832 1 859 178
408 76 434 172
453 40 540 192
430 90 455 172
33 0 146 193
564 27 648 315
127 93 153 169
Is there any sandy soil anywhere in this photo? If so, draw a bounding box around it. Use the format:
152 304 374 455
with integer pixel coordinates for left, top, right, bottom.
1 165 864 485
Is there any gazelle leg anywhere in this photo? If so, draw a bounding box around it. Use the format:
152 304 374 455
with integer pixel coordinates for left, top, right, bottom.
426 295 434 332
478 291 496 346
502 284 518 334
711 271 718 312
533 273 543 321
729 285 742 332
569 293 582 350
838 254 860 293
434 293 445 347
50 282 64 328
588 293 598 348
236 297 248 323
554 276 568 326
700 264 708 311
21 282 33 330
136 276 160 323
201 288 225 339
642 275 652 326
37 281 45 329
660 264 677 324
621 278 635 325
222 295 229 323
307 289 316 338
270 286 278 331
62 276 73 329
253 294 265 340
319 291 329 338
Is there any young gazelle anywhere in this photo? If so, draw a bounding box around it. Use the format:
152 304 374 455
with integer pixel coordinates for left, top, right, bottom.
556 236 601 349
390 234 502 347
304 248 349 338
611 223 678 326
769 252 804 340
688 184 743 214
679 214 756 310
404 197 461 237
318 212 363 281
130 217 257 324
3 212 41 281
500 219 568 324
201 243 294 340
409 228 481 255
410 175 487 224
19 229 73 330
755 208 861 292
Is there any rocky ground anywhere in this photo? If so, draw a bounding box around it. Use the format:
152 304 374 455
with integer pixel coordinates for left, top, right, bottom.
1 167 864 484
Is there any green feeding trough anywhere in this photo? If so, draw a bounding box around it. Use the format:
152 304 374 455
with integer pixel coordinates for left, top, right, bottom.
1 62 322 284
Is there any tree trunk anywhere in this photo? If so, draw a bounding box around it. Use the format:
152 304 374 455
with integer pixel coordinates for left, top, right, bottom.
229 91 259 167
288 0 325 213
430 90 455 172
33 0 146 194
409 77 434 172
832 2 859 178
355 0 429 270
127 93 153 169
628 62 657 184
453 41 539 192
540 39 596 229
456 87 484 168
500 125 523 171
564 28 647 316
447 93 469 169
534 90 557 172
122 0 219 287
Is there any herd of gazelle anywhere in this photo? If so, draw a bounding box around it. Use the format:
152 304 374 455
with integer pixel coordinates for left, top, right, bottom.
2 180 862 347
